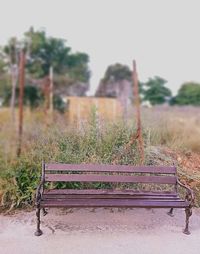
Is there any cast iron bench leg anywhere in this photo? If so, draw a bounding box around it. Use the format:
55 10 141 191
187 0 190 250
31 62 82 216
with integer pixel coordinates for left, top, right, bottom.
183 207 192 235
42 208 48 216
35 206 43 236
167 208 174 217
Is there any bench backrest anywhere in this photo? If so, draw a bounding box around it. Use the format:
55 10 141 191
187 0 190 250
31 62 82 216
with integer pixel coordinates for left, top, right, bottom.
43 163 177 186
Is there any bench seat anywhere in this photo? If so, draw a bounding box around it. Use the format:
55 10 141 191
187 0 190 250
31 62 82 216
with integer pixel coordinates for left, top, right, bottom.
41 198 188 208
41 189 188 208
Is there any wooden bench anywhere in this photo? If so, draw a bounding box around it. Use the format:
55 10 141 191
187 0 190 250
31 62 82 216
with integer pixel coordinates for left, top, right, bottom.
35 163 194 236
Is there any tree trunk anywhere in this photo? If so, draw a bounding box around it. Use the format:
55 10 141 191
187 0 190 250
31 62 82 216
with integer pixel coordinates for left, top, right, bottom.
17 51 26 157
10 64 18 124
49 66 54 118
133 60 144 164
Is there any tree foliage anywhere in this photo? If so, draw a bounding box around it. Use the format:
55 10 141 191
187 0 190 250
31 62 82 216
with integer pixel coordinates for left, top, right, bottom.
171 82 200 106
143 76 172 105
3 85 66 113
0 49 10 97
0 27 90 111
4 37 20 66
24 28 90 83
3 85 43 109
97 63 146 99
102 63 132 82
25 29 70 77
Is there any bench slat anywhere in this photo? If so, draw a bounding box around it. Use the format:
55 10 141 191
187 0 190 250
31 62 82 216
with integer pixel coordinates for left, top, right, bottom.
44 189 177 196
40 199 188 208
42 194 180 200
45 174 177 184
45 164 176 174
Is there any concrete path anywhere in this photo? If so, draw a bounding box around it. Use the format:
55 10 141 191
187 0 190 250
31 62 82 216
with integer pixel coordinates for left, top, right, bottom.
0 208 200 254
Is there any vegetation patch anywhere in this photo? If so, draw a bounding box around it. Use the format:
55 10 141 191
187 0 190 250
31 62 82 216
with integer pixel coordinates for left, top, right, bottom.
0 108 200 211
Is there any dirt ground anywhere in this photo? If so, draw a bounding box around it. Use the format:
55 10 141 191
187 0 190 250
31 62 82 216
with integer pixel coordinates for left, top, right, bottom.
0 208 200 254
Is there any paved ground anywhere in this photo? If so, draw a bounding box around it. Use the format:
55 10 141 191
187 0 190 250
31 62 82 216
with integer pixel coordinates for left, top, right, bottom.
0 208 200 254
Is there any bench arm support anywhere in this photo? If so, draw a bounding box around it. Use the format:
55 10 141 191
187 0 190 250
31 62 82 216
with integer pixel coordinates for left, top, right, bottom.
35 162 45 206
177 179 194 206
35 181 44 206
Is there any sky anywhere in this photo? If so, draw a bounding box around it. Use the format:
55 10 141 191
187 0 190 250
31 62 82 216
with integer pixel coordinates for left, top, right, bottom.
0 0 200 95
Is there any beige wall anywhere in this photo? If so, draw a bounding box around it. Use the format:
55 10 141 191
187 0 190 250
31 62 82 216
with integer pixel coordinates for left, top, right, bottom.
65 96 123 123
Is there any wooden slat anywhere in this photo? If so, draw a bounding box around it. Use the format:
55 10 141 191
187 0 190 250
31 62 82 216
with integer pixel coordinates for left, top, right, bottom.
42 194 180 200
44 189 177 196
45 174 177 184
40 199 188 208
45 164 176 174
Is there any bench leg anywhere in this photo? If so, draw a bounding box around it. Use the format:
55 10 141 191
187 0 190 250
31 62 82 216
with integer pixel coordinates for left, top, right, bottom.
183 207 192 235
167 208 174 217
42 208 48 216
35 207 43 236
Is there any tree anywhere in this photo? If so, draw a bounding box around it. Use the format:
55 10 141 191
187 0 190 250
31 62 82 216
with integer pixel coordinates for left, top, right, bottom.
4 37 20 122
0 53 9 97
24 28 70 78
67 52 90 83
96 63 132 98
102 63 132 83
171 82 200 106
143 76 172 105
24 28 90 84
96 63 144 99
0 27 91 113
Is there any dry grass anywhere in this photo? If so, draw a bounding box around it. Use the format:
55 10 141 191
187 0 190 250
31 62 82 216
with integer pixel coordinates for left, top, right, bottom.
141 106 200 152
0 105 200 210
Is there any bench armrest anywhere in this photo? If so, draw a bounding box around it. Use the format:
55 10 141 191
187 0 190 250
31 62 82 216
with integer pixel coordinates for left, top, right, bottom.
177 179 194 206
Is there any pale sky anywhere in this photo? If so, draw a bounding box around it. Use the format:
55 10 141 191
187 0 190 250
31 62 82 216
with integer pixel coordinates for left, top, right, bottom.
0 0 200 95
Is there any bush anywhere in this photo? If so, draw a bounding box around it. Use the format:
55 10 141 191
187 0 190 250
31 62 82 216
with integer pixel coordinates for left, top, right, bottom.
0 117 143 210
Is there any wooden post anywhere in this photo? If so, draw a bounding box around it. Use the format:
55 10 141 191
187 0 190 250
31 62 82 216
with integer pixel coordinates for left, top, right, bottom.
132 60 144 164
112 60 144 165
17 50 26 157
